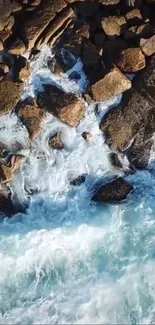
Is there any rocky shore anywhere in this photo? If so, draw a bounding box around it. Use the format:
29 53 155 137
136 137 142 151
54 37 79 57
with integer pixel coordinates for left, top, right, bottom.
0 0 155 216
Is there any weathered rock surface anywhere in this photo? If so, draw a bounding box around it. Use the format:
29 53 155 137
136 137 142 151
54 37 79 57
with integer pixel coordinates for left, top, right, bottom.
91 177 133 203
0 78 24 115
125 9 142 25
48 132 64 150
0 164 13 183
101 16 127 37
118 47 145 72
90 66 131 102
17 97 45 141
82 132 93 142
140 35 155 56
37 84 85 127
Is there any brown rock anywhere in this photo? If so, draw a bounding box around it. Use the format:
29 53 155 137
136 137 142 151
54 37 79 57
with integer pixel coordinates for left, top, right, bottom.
22 0 66 51
17 97 45 141
140 35 155 56
0 30 11 43
118 47 145 73
49 18 73 46
63 34 83 59
91 66 131 102
125 9 142 25
0 39 3 51
0 78 24 115
0 63 9 76
82 132 93 142
0 164 13 183
91 177 133 203
100 89 155 168
101 16 127 38
8 38 26 56
48 132 64 150
19 63 31 81
99 0 120 4
8 154 26 172
76 24 90 39
11 1 22 12
37 84 85 127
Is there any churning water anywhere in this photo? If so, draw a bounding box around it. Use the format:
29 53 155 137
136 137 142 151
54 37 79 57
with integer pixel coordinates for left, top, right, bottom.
0 46 155 324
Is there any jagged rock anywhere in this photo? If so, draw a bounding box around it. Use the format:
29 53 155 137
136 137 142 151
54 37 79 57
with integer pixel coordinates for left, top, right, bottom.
124 24 153 41
100 89 155 168
76 24 90 39
7 154 26 172
70 175 86 186
22 0 67 51
48 132 64 150
0 189 14 217
134 54 155 104
117 47 145 73
76 1 99 17
109 152 123 169
37 84 85 127
125 9 142 25
91 177 133 203
82 132 93 142
8 38 26 55
63 34 83 60
90 66 131 102
140 35 155 56
101 16 127 38
17 97 45 141
0 78 24 115
0 164 13 183
103 39 128 67
47 57 65 75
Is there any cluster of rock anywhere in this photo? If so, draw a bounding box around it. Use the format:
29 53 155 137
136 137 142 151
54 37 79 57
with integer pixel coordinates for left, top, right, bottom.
0 0 155 215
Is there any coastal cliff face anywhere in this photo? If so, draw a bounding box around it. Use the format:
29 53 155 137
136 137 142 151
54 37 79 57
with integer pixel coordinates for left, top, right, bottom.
0 0 155 215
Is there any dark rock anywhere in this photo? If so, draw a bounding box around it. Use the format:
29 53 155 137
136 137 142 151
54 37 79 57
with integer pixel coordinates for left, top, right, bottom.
125 9 142 26
70 174 86 186
0 77 24 115
82 39 101 67
103 38 128 68
76 1 99 17
109 152 123 169
91 177 133 203
93 31 106 46
117 47 145 73
37 84 85 127
82 132 93 142
124 24 153 41
48 132 64 150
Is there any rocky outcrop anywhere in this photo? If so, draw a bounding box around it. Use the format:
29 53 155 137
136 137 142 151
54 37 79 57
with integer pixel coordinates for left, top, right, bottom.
118 47 145 72
91 177 133 203
0 78 24 115
17 97 45 141
48 132 64 150
37 84 85 127
90 66 131 102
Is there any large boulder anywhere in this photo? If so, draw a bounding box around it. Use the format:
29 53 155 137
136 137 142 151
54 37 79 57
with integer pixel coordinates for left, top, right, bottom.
101 15 127 38
117 47 145 73
91 177 133 203
100 89 155 168
0 78 24 115
140 35 155 56
90 66 131 102
37 84 85 127
17 97 45 141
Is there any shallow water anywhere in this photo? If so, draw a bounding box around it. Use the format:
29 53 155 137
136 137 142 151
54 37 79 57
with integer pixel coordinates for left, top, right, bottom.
0 46 155 324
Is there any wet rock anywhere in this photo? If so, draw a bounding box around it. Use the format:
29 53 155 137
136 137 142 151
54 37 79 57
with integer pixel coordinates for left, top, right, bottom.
140 35 155 56
134 54 155 104
0 77 24 115
109 152 123 169
0 189 15 217
0 40 3 51
17 97 45 141
37 84 85 127
90 66 131 102
0 164 13 183
91 177 133 203
0 63 9 76
100 89 155 168
70 175 86 186
82 132 93 142
76 24 90 39
101 16 127 38
117 47 145 73
48 132 64 150
63 34 83 61
7 154 26 172
47 57 65 75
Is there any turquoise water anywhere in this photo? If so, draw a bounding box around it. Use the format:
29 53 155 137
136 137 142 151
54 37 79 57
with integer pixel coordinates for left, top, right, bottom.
0 46 155 324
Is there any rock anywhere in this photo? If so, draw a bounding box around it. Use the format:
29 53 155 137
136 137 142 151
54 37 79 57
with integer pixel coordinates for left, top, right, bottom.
100 89 155 168
7 154 26 172
0 164 13 183
47 57 65 75
99 0 120 4
76 1 99 17
134 54 155 104
82 39 101 67
8 38 26 56
125 9 142 25
63 34 83 60
109 152 123 169
37 84 85 127
124 24 153 41
17 97 45 141
90 66 131 102
22 0 67 51
82 132 93 142
0 40 3 51
117 47 145 73
0 189 15 217
91 177 133 203
101 16 127 38
140 35 155 56
0 63 9 76
0 78 24 115
19 62 31 81
70 175 86 186
48 132 64 150
76 24 90 39
103 39 128 67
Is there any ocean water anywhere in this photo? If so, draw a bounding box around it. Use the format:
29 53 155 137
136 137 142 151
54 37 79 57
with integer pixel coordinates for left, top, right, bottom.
0 46 155 324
